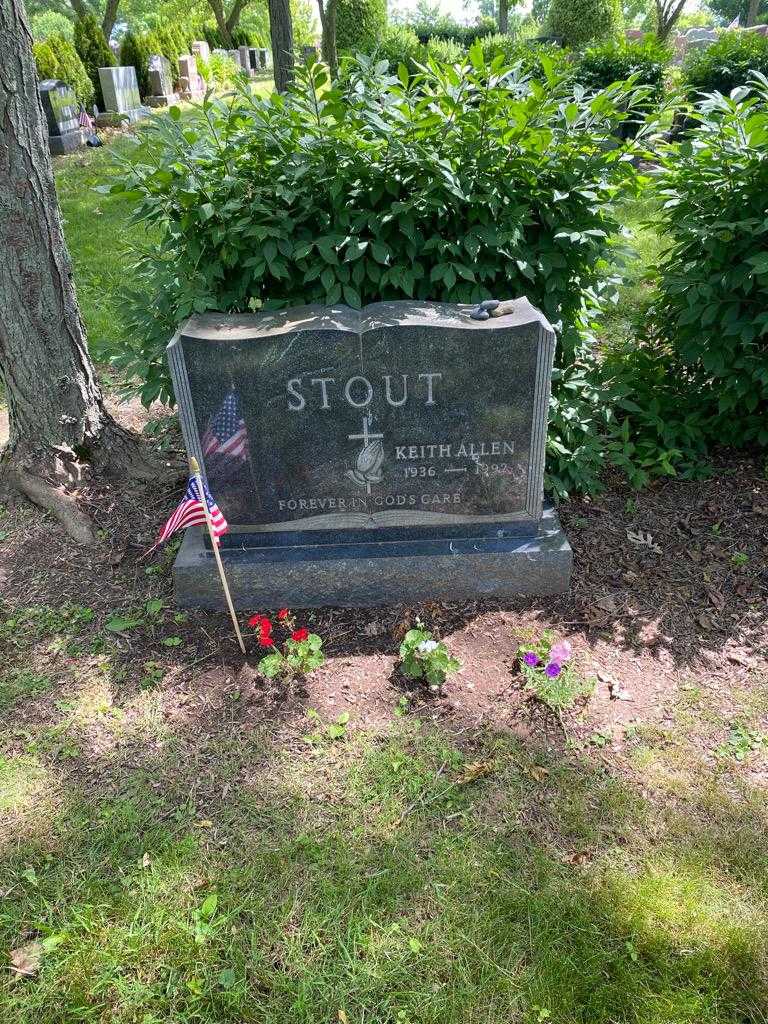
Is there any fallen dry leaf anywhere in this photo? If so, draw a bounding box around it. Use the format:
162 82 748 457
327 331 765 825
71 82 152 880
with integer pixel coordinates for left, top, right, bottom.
706 589 726 611
698 612 715 631
339 1011 349 1024
456 761 494 785
626 529 662 554
9 941 43 978
562 851 590 867
527 765 550 783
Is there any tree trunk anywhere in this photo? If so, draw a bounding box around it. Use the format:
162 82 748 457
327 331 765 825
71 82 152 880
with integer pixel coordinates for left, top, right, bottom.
318 0 338 78
225 0 250 37
746 0 760 26
207 0 233 46
101 0 119 42
655 0 686 40
268 0 294 93
498 0 509 34
0 0 157 544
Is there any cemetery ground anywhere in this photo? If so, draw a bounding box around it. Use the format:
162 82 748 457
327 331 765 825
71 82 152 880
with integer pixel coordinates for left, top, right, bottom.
0 142 767 1023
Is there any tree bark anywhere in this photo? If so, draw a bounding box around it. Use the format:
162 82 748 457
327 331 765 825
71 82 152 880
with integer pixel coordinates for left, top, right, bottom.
498 0 509 34
101 0 120 41
1 0 157 543
225 0 250 36
268 0 294 93
746 0 760 26
655 0 686 40
318 0 338 78
207 0 233 46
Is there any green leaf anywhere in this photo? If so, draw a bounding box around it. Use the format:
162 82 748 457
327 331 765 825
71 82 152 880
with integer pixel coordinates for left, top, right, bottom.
106 616 141 633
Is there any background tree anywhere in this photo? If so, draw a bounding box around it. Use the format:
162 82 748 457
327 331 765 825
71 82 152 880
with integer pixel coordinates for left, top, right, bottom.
268 0 293 90
654 0 686 38
74 12 113 108
546 0 622 45
336 0 386 52
1 0 155 542
317 0 337 77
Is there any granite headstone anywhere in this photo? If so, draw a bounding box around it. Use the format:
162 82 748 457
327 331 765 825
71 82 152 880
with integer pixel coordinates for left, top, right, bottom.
98 65 144 121
168 300 572 608
38 80 84 155
191 40 211 63
147 54 178 106
177 54 205 99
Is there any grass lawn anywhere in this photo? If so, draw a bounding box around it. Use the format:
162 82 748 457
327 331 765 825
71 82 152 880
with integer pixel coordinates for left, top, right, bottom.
1 108 768 1024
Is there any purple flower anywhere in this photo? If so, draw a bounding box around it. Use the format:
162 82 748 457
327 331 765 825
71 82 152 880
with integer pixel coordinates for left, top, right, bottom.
545 662 561 678
523 652 539 667
549 639 573 664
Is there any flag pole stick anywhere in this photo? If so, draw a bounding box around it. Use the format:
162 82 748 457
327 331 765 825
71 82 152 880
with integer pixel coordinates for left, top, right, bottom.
190 457 246 655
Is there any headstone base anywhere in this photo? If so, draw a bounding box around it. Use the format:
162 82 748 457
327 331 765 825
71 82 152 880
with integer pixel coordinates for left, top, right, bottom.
146 93 179 107
173 506 572 609
49 129 84 156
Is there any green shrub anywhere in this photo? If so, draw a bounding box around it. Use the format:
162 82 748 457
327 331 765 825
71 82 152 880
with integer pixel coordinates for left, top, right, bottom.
577 37 670 101
44 33 94 106
682 30 768 97
200 52 244 88
373 25 423 72
119 31 150 99
410 16 497 46
74 13 114 109
111 49 643 449
546 0 622 48
650 74 768 447
479 36 573 80
31 10 73 42
32 40 59 80
423 37 463 64
336 0 387 53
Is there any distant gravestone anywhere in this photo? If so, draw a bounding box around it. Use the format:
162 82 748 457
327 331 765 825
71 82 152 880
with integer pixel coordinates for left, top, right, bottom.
168 300 572 608
38 79 84 155
177 54 205 99
684 27 718 52
146 54 177 107
247 47 260 73
258 47 269 69
191 40 211 63
301 44 319 62
98 65 143 121
238 45 252 73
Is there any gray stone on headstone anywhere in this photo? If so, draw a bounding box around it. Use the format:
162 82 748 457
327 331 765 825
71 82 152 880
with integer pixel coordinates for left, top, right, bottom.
247 47 260 71
38 79 84 155
98 65 144 121
168 300 572 608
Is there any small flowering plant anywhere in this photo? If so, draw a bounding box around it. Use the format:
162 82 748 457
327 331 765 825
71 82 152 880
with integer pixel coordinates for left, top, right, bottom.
248 609 325 679
517 631 592 711
399 624 460 692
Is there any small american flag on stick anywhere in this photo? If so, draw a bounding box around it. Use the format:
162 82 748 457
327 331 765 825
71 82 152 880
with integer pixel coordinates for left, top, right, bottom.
149 475 228 552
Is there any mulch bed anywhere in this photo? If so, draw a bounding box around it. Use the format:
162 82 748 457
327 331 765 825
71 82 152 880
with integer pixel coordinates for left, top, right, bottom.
2 447 767 778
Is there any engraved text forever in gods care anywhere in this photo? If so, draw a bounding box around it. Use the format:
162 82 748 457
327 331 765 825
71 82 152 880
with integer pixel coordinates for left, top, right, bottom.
286 373 443 412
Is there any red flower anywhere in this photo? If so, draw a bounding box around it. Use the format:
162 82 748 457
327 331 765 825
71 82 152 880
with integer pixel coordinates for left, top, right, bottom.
248 614 265 629
291 627 309 642
277 608 289 620
259 618 273 637
259 636 275 648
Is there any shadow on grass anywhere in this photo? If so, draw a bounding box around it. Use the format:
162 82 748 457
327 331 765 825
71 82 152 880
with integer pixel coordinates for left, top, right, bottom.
0 721 766 1024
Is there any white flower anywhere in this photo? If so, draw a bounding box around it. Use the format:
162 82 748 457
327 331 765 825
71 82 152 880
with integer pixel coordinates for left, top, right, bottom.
417 639 438 655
